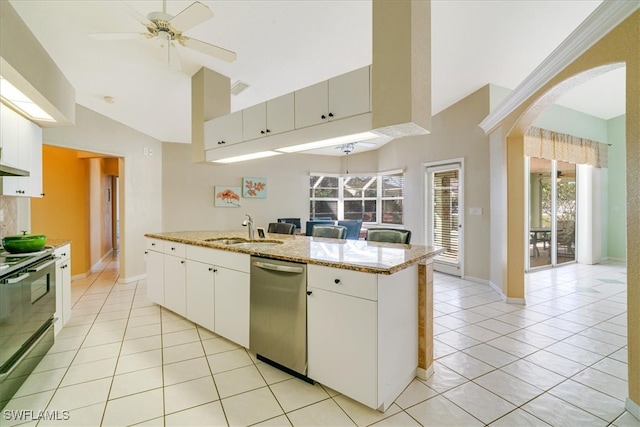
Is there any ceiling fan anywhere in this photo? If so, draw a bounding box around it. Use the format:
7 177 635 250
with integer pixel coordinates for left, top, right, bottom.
91 0 237 69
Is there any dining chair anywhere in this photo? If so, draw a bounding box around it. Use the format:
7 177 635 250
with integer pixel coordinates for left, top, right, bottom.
337 220 363 240
311 225 347 239
267 222 296 235
277 218 301 231
366 228 412 244
305 219 334 236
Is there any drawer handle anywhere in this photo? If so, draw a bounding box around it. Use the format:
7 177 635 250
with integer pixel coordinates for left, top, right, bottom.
334 279 340 284
307 291 312 295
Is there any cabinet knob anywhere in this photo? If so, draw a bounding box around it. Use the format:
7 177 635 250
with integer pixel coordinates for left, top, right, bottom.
328 112 334 118
260 130 265 134
209 267 217 272
321 114 326 120
41 193 45 197
180 260 185 264
151 243 156 247
62 253 67 257
171 247 176 251
307 291 312 295
145 251 148 255
266 129 270 133
334 279 341 284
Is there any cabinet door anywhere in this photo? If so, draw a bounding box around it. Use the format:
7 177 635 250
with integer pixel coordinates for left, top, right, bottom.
185 259 215 332
20 119 43 197
146 250 164 305
242 102 267 141
294 80 328 129
266 93 294 136
204 110 243 149
164 255 186 316
214 267 250 347
0 104 20 168
328 66 371 121
307 287 378 409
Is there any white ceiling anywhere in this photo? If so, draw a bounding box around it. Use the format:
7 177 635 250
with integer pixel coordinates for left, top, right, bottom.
9 0 624 154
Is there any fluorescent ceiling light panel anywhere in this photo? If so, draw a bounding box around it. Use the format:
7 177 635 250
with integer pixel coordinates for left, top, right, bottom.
0 76 54 122
276 131 380 153
212 150 281 164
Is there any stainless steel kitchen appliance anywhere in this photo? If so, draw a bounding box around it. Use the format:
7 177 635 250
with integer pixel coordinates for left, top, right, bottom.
0 248 56 410
249 256 310 381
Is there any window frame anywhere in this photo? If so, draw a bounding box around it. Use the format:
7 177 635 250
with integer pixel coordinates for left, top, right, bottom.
309 169 404 225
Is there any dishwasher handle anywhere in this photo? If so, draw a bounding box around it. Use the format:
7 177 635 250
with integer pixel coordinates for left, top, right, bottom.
253 260 304 274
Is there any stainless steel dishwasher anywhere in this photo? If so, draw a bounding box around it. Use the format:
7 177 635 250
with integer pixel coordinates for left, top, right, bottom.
250 256 309 380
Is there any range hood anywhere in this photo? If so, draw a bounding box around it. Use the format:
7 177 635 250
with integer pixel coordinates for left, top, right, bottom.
0 164 29 177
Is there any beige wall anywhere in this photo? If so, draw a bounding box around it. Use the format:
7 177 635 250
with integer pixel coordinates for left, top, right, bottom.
43 105 162 281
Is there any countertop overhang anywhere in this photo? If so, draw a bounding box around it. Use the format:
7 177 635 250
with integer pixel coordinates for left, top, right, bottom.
145 230 443 275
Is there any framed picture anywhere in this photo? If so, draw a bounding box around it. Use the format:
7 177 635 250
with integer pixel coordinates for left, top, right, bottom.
242 177 267 198
256 227 266 239
214 186 241 207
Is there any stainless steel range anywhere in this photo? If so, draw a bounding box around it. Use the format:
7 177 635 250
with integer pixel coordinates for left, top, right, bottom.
0 248 56 410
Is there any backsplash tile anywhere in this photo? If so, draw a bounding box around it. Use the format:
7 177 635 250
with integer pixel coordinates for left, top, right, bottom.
0 196 19 239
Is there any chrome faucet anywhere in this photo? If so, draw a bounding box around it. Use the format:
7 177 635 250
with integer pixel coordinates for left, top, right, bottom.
242 214 255 240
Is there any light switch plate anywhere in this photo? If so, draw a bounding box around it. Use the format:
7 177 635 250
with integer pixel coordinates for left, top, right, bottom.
469 207 482 216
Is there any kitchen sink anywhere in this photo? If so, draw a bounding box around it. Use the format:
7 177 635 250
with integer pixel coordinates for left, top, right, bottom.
204 238 283 247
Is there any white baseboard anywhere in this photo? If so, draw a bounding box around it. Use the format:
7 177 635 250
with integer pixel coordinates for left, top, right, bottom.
91 249 114 272
626 397 640 421
71 273 88 280
604 256 627 263
416 364 435 381
488 280 526 305
462 275 490 286
118 273 146 284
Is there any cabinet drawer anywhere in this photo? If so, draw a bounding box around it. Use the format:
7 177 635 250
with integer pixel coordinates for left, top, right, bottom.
186 245 216 264
163 242 186 258
214 250 250 273
54 244 71 261
307 264 377 300
146 238 164 252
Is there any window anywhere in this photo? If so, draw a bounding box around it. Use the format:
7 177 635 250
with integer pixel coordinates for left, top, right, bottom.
309 171 404 224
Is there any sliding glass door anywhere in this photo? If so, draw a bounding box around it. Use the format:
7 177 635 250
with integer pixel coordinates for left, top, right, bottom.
528 158 577 269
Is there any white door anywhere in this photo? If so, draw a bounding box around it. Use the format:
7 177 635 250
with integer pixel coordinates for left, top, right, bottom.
425 160 464 276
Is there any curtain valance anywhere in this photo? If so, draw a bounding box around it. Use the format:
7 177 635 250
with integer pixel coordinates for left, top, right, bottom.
524 126 608 168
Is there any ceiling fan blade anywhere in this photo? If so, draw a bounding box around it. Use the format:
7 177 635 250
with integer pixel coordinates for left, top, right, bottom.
120 2 152 26
170 2 213 32
181 37 237 62
90 32 148 40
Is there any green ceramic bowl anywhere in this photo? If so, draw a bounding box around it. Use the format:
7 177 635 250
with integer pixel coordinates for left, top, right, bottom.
2 233 47 253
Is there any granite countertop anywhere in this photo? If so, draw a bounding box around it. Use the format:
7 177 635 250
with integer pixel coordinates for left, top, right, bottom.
145 230 443 274
46 238 71 249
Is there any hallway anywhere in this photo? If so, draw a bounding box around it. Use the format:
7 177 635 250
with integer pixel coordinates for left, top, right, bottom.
1 255 636 426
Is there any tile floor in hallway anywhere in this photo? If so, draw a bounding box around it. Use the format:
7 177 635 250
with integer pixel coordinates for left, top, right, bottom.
2 254 639 426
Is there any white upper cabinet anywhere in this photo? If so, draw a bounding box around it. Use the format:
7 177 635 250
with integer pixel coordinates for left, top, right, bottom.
243 93 294 141
294 66 371 129
204 110 243 150
0 104 43 197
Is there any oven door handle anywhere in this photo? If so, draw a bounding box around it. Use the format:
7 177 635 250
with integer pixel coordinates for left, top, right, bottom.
6 273 30 284
27 259 56 273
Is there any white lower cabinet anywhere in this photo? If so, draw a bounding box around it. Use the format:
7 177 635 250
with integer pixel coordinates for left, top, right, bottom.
54 244 71 336
307 286 378 408
185 259 215 332
146 240 250 348
145 249 164 306
164 255 186 317
214 267 249 348
307 263 418 411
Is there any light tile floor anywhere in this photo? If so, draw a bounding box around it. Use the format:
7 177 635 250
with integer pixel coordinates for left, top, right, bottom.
3 255 639 426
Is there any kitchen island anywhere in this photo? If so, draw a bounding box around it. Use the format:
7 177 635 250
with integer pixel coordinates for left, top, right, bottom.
144 230 442 411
